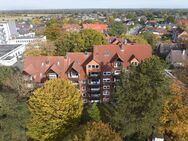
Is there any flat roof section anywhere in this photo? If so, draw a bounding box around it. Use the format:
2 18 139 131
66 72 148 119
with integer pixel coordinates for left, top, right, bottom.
0 44 22 57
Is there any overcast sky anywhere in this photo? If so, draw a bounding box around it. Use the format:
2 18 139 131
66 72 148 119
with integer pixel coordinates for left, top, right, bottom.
0 0 188 10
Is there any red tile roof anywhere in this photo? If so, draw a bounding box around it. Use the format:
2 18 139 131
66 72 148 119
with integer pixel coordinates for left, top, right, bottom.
23 44 152 82
82 24 108 32
180 19 188 26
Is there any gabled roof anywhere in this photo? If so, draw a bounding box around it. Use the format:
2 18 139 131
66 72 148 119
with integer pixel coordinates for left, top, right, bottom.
110 53 124 63
23 44 152 82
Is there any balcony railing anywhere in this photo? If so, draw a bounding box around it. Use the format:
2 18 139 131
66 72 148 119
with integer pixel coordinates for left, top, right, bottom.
91 88 100 91
114 70 121 75
91 93 100 97
88 81 100 85
68 74 79 78
89 72 99 77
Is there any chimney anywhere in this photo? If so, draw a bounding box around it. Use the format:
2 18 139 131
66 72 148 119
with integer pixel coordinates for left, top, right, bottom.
64 54 68 60
120 44 125 52
182 49 186 55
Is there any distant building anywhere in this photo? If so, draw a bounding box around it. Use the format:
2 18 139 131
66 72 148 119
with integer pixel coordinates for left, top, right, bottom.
8 36 46 45
166 49 188 67
82 24 108 33
23 43 152 103
156 43 180 58
62 24 81 32
0 21 19 44
0 44 25 66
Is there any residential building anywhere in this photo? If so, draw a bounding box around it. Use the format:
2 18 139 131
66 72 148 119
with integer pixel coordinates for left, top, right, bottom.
166 49 188 67
23 43 152 103
82 24 108 33
156 43 180 58
0 21 19 44
8 36 46 45
62 24 81 32
0 44 25 66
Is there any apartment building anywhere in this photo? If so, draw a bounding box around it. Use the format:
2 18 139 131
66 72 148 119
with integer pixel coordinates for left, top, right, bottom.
0 21 19 44
23 43 152 103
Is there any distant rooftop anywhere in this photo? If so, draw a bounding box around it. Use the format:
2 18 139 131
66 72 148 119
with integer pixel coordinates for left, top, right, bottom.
0 44 22 57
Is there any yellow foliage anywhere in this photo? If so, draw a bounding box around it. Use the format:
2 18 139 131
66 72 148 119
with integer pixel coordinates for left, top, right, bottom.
27 78 83 141
159 81 188 141
65 121 122 141
24 40 56 57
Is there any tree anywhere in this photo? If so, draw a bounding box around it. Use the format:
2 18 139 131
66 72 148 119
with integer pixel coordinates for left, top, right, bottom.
64 121 122 141
87 103 101 122
0 66 14 89
80 29 108 51
0 91 29 141
27 78 83 141
55 32 85 55
173 64 188 86
55 29 107 55
159 81 188 141
44 21 62 41
4 73 32 99
141 32 158 48
108 21 127 36
104 56 168 140
24 40 56 57
120 34 148 45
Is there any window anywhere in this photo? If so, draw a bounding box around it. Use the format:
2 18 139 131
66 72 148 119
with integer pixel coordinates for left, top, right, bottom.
103 78 111 83
96 65 99 69
131 61 138 66
104 51 110 57
103 85 110 89
103 72 111 76
103 90 110 95
88 65 91 68
48 73 57 79
92 65 95 68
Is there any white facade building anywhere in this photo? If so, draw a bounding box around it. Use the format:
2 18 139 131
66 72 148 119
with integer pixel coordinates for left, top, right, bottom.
0 21 19 44
8 36 46 45
0 44 25 66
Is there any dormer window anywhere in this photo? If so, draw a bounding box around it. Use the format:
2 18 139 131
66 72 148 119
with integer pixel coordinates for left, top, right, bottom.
104 51 110 57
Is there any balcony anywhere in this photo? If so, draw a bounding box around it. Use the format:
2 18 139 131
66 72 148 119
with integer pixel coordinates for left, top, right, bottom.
88 79 100 85
114 70 121 75
91 93 100 97
68 73 79 79
103 90 110 96
88 72 99 77
48 73 57 80
91 88 100 91
114 62 122 68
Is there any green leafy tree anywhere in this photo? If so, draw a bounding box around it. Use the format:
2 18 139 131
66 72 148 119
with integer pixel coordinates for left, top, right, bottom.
64 121 122 141
44 19 62 41
55 29 107 55
0 91 29 141
141 32 158 49
27 78 83 141
104 56 168 140
55 32 85 55
120 35 148 45
80 29 108 51
87 103 101 122
108 21 127 36
0 66 14 89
